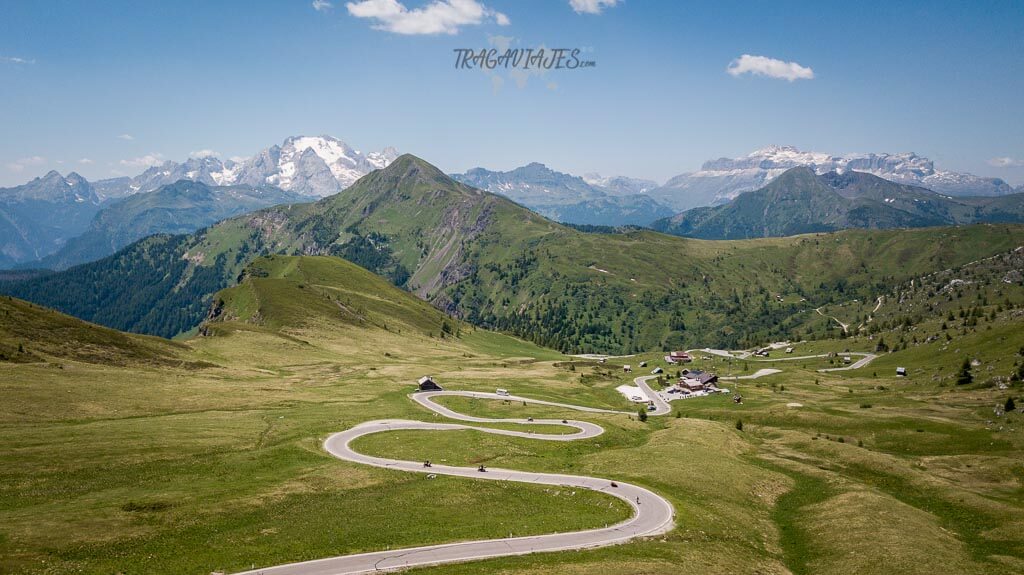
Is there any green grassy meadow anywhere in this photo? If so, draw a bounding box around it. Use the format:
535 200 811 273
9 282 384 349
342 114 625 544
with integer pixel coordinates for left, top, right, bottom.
2 253 1024 574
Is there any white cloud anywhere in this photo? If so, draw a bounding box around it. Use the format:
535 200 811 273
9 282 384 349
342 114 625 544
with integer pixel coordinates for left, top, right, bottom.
119 153 165 169
727 54 814 82
312 0 333 11
988 156 1024 168
346 0 508 35
569 0 619 14
229 155 250 163
6 156 46 172
78 158 94 165
117 133 135 141
189 149 220 158
0 56 35 65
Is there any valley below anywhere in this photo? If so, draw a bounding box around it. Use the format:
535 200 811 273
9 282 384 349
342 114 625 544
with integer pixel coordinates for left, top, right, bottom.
2 247 1023 575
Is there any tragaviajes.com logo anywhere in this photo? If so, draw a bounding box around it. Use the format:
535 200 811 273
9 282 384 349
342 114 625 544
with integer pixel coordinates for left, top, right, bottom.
454 48 596 70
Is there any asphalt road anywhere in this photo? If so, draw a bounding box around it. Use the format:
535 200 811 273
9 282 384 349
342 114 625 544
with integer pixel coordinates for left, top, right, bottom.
815 352 877 372
232 391 674 575
634 376 671 416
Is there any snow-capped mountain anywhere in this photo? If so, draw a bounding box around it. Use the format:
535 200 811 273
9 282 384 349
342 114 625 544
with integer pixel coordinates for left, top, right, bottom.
652 166 1024 240
94 136 398 200
582 173 659 196
0 136 395 268
651 145 1018 211
232 136 398 197
92 156 233 201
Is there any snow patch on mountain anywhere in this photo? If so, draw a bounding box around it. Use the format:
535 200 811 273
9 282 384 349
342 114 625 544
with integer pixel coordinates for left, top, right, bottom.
583 173 659 195
92 135 397 200
652 145 1017 211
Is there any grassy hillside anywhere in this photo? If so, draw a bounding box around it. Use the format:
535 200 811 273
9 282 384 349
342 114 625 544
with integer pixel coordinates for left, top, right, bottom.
0 233 227 337
0 255 581 574
205 255 465 338
814 244 1024 345
454 224 1024 352
0 294 189 366
4 155 1024 354
2 253 1023 574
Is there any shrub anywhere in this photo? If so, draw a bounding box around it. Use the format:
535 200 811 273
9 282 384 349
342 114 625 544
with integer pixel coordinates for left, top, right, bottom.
956 358 973 386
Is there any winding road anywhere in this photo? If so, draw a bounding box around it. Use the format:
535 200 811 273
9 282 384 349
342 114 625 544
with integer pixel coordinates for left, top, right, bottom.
233 391 675 575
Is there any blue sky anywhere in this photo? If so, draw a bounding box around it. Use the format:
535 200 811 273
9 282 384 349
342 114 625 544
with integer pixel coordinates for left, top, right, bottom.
1 0 1022 186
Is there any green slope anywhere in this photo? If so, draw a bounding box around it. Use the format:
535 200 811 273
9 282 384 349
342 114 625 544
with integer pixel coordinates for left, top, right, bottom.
815 244 1024 345
0 294 189 366
3 154 1024 353
2 246 1024 575
203 255 460 338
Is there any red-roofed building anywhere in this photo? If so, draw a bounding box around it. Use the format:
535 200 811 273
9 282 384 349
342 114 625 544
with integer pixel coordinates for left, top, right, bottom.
668 351 692 363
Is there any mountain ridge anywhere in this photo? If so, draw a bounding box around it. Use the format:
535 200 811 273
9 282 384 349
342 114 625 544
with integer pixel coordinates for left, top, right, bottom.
652 167 1024 239
651 145 1018 211
35 180 306 270
93 135 399 200
0 171 103 267
651 164 1024 238
4 154 1024 355
0 135 391 269
451 162 674 226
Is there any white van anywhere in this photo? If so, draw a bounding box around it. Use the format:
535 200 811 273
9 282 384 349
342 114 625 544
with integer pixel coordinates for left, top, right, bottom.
496 388 510 396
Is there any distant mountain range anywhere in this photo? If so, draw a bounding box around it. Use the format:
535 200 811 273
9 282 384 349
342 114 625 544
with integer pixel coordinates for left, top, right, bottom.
4 154 1024 354
451 163 673 226
93 135 399 200
0 171 101 267
652 167 1024 239
581 173 659 195
0 136 396 268
37 181 305 270
3 139 1022 269
650 145 1020 211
